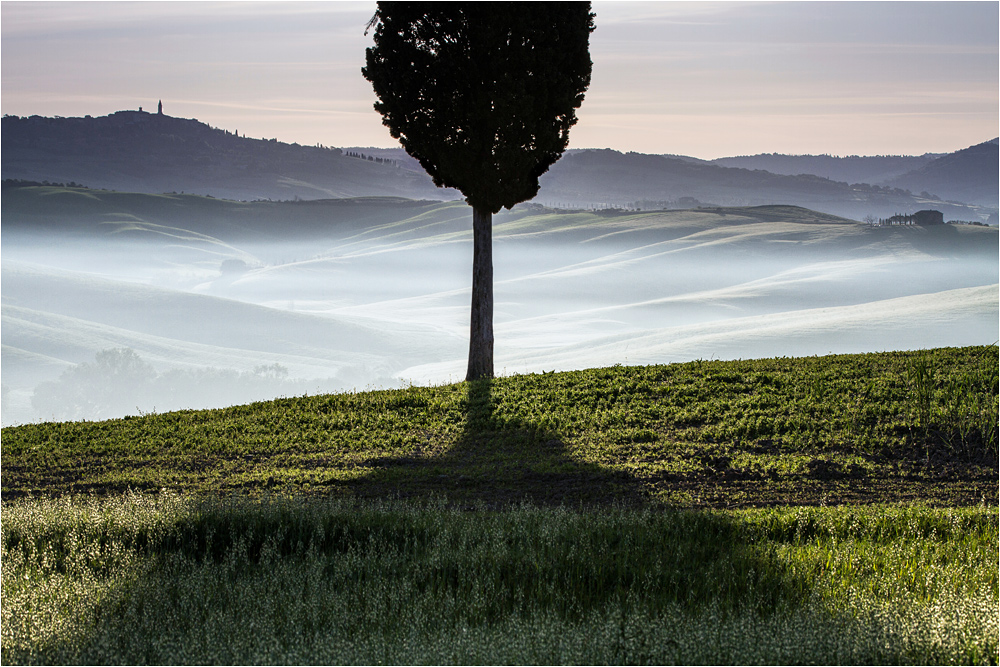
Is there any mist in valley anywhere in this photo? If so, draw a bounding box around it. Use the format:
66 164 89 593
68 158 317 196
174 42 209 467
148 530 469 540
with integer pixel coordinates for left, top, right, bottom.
2 196 997 426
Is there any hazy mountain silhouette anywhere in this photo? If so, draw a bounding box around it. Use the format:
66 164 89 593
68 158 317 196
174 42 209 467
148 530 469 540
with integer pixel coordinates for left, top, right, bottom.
712 153 941 185
2 110 455 202
538 148 849 204
712 141 998 209
2 111 994 222
885 139 999 207
533 149 991 222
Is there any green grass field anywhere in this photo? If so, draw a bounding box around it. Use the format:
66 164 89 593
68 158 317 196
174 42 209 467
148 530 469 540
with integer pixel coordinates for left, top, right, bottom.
4 346 996 506
2 346 998 664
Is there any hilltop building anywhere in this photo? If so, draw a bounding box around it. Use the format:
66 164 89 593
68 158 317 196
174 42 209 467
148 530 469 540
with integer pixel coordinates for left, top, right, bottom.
158 100 163 115
912 210 944 225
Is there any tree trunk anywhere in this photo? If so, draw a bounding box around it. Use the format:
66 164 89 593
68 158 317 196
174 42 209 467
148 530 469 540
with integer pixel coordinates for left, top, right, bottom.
466 206 494 381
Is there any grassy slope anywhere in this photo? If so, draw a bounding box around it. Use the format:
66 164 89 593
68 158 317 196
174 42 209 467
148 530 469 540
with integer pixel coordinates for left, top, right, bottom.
3 346 996 507
3 347 997 664
2 495 996 664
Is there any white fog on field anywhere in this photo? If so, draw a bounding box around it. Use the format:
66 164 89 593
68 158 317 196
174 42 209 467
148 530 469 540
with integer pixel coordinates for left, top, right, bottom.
2 200 997 425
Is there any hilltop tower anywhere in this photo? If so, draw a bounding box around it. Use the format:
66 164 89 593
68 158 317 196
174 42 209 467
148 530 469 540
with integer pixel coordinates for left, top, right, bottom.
157 100 163 115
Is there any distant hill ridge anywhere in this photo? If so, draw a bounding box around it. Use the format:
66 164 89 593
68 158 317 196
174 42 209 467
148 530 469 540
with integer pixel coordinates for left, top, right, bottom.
2 110 995 222
884 140 999 207
2 110 450 203
712 152 942 185
716 140 998 209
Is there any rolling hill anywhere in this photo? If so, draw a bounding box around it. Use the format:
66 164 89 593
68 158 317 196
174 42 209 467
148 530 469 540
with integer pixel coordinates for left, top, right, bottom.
3 186 996 425
3 111 994 223
1 111 453 202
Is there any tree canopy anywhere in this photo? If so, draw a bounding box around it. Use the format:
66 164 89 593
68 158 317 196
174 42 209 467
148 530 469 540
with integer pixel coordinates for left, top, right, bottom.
362 2 595 214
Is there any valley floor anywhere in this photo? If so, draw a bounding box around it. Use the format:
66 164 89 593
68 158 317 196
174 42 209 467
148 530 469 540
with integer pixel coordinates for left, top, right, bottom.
4 193 997 426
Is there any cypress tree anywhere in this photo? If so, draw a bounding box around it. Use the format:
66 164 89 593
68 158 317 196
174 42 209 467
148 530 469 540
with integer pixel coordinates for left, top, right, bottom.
363 2 594 380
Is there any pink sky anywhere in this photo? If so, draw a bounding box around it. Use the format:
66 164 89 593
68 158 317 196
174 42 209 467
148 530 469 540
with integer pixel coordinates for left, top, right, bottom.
2 1 997 159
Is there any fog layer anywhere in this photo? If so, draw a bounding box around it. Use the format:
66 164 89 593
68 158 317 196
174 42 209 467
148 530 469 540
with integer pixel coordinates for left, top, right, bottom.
2 198 996 425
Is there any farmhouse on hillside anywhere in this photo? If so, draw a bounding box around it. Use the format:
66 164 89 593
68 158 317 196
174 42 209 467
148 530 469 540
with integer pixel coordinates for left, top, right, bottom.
877 210 945 226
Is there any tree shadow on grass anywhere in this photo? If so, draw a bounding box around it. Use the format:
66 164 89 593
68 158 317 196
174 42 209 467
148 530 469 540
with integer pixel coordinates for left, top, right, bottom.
343 377 647 509
4 377 836 663
3 485 831 664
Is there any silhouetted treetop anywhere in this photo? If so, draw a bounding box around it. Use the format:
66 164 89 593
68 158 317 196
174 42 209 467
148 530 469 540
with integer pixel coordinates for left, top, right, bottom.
363 2 595 214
